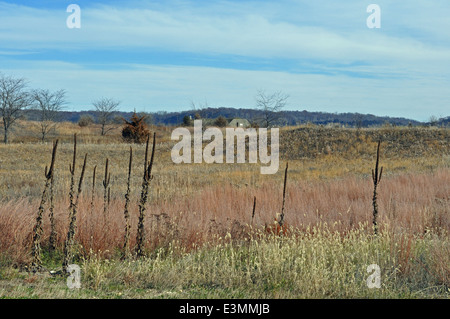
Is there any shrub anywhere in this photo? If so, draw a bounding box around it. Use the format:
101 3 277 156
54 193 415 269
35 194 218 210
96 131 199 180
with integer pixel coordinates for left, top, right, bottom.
122 112 150 143
78 115 94 127
214 116 228 127
182 115 193 126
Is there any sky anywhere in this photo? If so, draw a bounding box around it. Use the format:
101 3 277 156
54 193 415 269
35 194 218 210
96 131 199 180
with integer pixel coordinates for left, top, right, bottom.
0 0 449 121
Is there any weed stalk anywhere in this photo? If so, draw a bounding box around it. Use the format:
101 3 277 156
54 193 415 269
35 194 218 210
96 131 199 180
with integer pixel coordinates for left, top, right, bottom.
122 146 133 258
278 162 288 228
103 158 111 217
251 196 256 226
135 133 156 258
31 139 58 270
62 148 87 272
48 174 56 253
372 140 383 235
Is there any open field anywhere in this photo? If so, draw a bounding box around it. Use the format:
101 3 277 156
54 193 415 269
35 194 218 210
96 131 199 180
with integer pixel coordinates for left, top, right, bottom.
0 121 449 298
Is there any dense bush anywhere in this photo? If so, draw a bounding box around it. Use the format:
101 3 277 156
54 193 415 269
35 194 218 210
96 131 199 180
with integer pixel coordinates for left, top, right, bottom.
182 115 192 126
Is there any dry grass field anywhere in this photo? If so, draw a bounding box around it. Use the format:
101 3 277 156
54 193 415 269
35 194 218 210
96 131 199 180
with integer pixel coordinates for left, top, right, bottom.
0 120 449 298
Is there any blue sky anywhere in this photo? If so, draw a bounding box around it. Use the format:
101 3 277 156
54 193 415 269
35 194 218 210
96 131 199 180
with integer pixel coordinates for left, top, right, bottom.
1 0 449 121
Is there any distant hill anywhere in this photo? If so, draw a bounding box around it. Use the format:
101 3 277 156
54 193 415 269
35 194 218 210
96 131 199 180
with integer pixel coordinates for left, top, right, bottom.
434 116 450 127
147 107 425 127
22 107 434 128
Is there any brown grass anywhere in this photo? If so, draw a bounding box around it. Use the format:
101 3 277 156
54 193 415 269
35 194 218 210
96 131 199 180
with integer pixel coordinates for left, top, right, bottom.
0 122 448 274
1 168 448 265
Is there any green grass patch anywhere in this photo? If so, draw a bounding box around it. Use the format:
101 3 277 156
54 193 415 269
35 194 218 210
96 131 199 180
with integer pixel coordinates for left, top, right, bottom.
1 224 449 299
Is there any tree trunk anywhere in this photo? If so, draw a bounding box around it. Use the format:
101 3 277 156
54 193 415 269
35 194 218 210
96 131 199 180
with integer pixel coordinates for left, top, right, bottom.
3 127 8 144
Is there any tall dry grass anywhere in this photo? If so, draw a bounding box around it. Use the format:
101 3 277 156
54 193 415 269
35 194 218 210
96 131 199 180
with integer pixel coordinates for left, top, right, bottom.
0 168 448 265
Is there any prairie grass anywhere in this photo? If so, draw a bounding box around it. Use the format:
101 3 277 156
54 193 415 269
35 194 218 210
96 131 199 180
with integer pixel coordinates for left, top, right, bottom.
0 225 449 298
0 130 447 201
0 168 448 262
0 122 448 298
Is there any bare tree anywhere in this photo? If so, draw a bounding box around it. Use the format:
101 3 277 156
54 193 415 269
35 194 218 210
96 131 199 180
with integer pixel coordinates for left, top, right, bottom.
353 113 364 130
0 73 31 143
428 115 439 127
93 97 120 135
32 89 66 142
190 99 209 119
255 90 289 128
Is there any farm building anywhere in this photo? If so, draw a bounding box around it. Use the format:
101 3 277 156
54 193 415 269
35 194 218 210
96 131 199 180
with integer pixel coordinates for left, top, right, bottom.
229 118 250 128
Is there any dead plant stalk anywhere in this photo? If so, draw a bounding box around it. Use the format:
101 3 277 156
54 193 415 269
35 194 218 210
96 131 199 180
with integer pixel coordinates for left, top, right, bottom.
135 133 156 258
122 147 133 258
372 140 383 235
31 139 58 269
62 134 87 271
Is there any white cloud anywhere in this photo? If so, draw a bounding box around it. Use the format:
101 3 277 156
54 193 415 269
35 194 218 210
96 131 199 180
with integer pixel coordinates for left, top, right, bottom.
1 0 449 64
0 0 449 121
3 59 448 121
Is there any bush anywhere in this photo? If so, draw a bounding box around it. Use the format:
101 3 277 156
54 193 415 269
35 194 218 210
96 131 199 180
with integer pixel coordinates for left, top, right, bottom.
78 115 94 127
214 116 228 127
182 115 193 126
122 112 150 143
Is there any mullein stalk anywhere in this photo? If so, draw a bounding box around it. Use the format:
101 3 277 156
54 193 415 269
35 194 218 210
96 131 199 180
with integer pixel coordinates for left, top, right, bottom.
63 152 87 272
31 139 58 270
103 158 111 217
122 147 133 258
68 134 77 215
251 196 256 226
372 141 383 235
90 165 97 214
135 133 156 258
278 162 288 228
62 134 76 271
48 174 56 253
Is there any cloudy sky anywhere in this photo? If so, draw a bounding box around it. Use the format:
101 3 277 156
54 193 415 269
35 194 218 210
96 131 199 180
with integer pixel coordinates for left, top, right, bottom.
1 0 449 121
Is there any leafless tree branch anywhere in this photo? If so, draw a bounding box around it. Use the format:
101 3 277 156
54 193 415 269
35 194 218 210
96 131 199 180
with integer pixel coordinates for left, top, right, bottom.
92 97 121 136
255 90 289 128
31 88 66 142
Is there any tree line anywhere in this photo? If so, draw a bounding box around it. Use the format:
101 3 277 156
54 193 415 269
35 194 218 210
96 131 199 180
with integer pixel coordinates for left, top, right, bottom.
2 72 441 144
0 73 122 143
